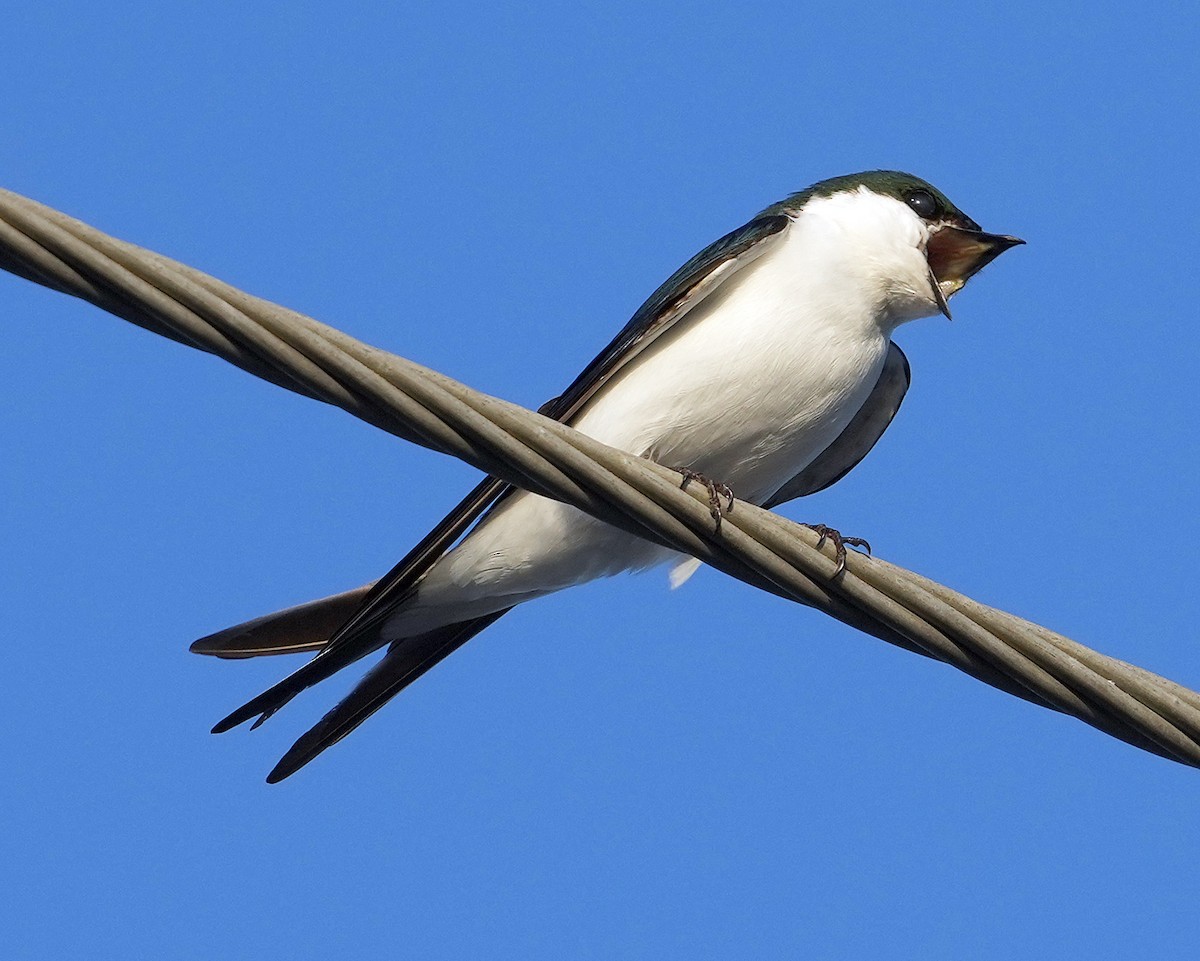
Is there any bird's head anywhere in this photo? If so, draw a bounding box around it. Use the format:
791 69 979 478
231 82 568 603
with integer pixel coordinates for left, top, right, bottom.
771 170 1023 323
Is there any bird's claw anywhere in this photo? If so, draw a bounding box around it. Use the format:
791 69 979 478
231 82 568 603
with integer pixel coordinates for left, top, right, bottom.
676 468 735 532
801 523 872 576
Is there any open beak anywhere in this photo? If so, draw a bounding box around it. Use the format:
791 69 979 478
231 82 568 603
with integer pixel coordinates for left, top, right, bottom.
926 225 1024 319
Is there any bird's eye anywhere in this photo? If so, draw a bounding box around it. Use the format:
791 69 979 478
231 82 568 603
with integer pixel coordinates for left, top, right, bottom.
905 189 939 219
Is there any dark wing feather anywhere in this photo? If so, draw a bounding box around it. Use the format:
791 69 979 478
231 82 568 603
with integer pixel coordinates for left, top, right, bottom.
209 214 791 749
265 611 509 783
763 342 911 508
209 477 504 732
544 214 791 421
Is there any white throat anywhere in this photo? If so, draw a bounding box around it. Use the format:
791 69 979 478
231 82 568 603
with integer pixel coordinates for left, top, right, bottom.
787 186 942 332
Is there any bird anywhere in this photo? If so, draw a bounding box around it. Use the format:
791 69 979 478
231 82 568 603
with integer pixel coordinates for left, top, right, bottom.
191 170 1023 781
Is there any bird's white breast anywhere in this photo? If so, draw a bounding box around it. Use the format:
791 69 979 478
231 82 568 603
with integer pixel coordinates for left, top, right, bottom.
571 209 899 503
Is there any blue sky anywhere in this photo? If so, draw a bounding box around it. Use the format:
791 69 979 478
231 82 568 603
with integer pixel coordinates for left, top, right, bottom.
3 3 1199 958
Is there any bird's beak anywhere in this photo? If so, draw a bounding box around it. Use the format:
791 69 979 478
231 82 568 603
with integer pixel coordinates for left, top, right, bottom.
926 225 1025 320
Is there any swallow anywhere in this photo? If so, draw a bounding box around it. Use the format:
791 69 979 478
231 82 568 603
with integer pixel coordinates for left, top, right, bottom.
192 170 1023 781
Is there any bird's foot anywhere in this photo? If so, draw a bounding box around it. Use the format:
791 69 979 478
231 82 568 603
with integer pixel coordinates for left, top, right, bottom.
801 523 871 576
675 468 735 532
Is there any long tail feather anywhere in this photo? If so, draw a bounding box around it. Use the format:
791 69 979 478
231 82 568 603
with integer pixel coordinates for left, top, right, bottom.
189 584 376 659
210 478 513 734
265 610 509 783
211 630 388 733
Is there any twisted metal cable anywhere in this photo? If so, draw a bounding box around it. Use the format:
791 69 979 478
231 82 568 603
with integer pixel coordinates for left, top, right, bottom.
4 186 1200 768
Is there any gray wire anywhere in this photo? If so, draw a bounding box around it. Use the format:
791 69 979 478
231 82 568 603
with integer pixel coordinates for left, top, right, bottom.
4 186 1199 768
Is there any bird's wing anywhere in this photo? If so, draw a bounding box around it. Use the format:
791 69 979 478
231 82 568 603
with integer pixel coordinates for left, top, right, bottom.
207 214 792 738
543 212 792 421
762 341 911 508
